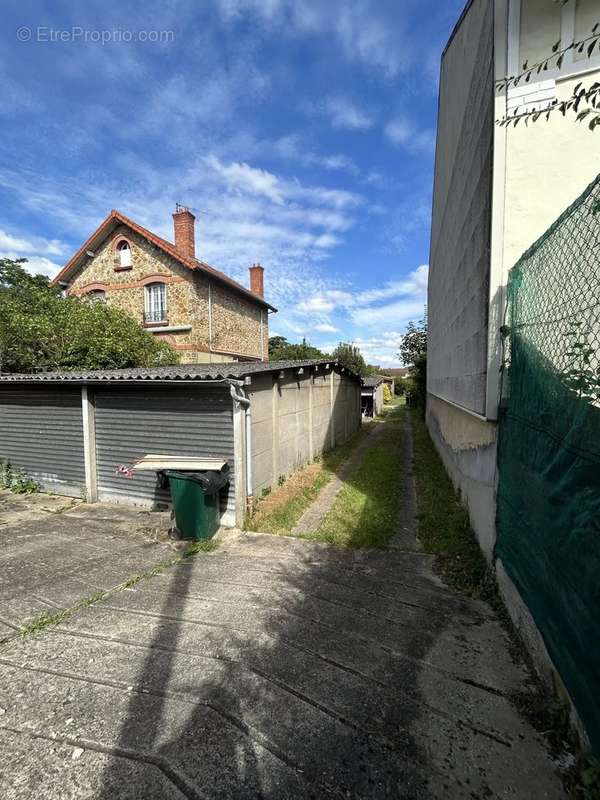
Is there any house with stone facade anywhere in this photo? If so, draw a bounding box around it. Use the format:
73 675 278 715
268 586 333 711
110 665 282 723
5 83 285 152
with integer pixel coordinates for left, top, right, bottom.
51 207 276 363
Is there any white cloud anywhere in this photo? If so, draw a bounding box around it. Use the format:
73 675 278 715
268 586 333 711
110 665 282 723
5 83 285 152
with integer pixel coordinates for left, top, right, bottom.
0 228 68 280
271 135 359 175
205 156 284 204
0 229 67 257
384 118 435 154
352 299 425 328
322 96 373 131
297 295 336 314
295 265 428 319
314 322 339 333
351 332 407 367
215 0 410 77
0 250 63 280
23 256 64 279
357 264 428 304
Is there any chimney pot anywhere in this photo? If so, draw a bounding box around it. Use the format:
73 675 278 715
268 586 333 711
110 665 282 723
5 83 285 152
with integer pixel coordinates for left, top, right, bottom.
172 207 196 259
249 262 264 298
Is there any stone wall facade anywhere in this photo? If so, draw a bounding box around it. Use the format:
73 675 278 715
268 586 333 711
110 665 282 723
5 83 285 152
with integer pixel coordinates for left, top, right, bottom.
68 224 269 362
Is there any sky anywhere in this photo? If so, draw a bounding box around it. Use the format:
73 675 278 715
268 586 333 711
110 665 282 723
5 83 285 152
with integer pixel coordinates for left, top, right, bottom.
0 0 464 367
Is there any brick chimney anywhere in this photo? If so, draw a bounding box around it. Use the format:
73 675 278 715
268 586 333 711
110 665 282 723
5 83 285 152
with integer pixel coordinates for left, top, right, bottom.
172 206 196 259
249 262 264 298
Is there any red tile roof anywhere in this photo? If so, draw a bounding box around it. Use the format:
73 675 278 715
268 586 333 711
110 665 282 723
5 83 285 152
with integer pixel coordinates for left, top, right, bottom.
51 209 276 311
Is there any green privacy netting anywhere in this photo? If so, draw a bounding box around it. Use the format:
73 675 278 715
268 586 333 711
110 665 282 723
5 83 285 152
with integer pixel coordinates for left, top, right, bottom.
496 174 600 753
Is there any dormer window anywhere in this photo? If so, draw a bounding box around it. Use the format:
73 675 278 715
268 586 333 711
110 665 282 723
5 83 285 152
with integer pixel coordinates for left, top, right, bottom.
117 240 132 268
144 282 167 324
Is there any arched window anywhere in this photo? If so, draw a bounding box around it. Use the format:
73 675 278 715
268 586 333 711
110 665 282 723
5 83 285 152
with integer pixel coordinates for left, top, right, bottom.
117 240 132 268
144 282 167 323
87 289 106 303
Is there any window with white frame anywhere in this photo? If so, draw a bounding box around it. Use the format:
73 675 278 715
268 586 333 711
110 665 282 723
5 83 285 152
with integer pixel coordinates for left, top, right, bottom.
144 282 167 323
117 240 132 268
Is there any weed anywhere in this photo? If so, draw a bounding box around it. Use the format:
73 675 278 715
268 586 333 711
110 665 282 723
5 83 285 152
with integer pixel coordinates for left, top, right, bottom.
411 410 600 798
261 486 271 498
580 753 600 799
19 537 218 639
411 410 496 600
246 424 373 534
0 460 39 494
0 459 11 489
9 468 39 494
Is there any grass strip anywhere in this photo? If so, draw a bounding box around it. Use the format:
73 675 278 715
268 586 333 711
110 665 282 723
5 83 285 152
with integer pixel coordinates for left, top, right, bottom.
308 403 404 549
18 538 217 639
410 409 498 601
410 410 600 796
245 422 377 534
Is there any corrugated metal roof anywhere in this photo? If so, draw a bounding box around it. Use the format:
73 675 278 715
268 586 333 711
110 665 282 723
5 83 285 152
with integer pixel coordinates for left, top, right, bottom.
0 360 362 384
362 375 385 387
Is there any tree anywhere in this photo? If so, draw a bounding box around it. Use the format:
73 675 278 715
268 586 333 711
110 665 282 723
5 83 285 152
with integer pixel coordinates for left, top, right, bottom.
398 316 428 412
268 336 326 361
496 17 600 131
398 315 427 366
0 258 178 373
332 342 369 378
268 335 289 357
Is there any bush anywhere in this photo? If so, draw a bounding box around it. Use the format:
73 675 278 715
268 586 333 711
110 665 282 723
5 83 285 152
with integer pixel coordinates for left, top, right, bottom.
0 459 39 494
0 258 178 373
383 383 393 403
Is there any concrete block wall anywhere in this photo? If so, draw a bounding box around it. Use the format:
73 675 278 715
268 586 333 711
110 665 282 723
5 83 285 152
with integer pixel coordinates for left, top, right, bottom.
249 366 361 497
312 372 332 454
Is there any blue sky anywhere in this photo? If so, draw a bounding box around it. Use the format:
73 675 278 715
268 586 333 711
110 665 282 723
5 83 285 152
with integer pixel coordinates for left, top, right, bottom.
0 0 464 366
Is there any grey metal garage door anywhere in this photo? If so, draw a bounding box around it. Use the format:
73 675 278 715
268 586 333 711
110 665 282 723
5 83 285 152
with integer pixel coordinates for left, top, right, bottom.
0 386 85 497
94 385 235 514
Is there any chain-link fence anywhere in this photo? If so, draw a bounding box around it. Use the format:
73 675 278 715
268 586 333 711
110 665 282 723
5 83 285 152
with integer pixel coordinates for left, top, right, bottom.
496 174 600 752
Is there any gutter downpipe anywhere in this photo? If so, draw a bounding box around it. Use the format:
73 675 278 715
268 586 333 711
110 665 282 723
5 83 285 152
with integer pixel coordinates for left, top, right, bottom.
229 379 252 504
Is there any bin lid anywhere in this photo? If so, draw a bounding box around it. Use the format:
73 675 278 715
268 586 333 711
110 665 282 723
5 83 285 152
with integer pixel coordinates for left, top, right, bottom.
163 465 230 494
133 455 227 471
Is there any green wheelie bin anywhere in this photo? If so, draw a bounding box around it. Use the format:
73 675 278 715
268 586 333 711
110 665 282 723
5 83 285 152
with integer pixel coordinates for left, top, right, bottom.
163 465 229 541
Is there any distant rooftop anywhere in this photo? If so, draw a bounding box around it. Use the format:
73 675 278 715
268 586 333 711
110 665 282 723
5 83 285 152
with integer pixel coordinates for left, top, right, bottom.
362 375 385 387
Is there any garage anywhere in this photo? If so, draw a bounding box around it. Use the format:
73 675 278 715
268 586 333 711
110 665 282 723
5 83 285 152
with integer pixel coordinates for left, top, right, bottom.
361 375 385 418
94 385 235 516
0 386 85 497
0 360 362 527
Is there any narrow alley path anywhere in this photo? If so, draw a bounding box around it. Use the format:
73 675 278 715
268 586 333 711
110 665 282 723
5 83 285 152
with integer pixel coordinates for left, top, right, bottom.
0 408 565 798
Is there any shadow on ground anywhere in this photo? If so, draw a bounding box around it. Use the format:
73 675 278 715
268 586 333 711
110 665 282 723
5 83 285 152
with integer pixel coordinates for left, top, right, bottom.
93 545 435 799
0 410 563 799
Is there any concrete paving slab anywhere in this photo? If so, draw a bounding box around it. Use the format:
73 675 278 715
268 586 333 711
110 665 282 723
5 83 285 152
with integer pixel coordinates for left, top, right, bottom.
0 529 565 798
0 728 187 800
0 497 173 633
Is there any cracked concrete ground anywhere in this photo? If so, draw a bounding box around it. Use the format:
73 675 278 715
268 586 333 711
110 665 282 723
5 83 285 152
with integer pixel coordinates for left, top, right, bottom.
0 488 564 799
0 492 174 635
